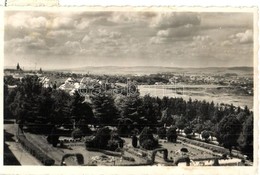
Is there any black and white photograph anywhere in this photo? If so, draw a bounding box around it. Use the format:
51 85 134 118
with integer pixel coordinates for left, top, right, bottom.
2 7 257 169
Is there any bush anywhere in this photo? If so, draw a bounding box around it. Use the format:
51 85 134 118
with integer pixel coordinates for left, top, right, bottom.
132 135 138 148
166 126 177 143
201 130 210 142
71 128 84 139
157 127 166 139
85 127 124 151
107 140 120 151
139 127 158 150
184 127 193 138
141 139 156 150
47 127 60 147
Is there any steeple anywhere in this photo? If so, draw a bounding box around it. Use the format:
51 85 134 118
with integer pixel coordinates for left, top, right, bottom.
16 63 20 70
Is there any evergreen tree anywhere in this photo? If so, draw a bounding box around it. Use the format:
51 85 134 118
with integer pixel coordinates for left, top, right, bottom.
166 126 177 142
216 114 242 155
90 93 119 126
238 114 253 160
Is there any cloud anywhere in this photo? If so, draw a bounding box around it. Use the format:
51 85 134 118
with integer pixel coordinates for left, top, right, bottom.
6 13 48 29
157 24 198 38
221 29 253 46
5 33 47 54
150 36 167 44
151 24 199 44
49 17 74 29
82 34 91 43
96 29 121 39
152 12 200 29
46 30 73 38
234 30 253 44
221 40 233 46
193 35 211 42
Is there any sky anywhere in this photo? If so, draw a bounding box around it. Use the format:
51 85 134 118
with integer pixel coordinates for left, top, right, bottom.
4 10 254 69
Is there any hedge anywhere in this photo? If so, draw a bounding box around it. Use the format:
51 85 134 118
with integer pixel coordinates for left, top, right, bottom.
85 147 122 157
177 136 247 159
17 128 55 165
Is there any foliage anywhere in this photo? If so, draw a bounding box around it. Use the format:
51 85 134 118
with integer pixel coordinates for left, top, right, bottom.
238 114 253 160
184 127 193 136
166 126 177 143
175 116 186 130
47 127 60 147
216 114 242 154
71 128 85 139
141 139 156 150
201 130 210 142
4 74 254 158
157 127 166 139
132 135 138 148
139 127 158 150
142 95 160 128
85 127 124 151
160 108 174 126
6 75 94 134
90 93 119 126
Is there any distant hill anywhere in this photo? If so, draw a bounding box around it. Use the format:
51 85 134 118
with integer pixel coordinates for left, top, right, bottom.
52 66 254 76
227 67 253 71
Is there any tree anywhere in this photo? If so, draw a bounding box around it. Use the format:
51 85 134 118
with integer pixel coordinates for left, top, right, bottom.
157 126 166 139
216 114 242 155
142 95 160 128
166 126 177 143
70 91 94 129
85 127 124 151
238 114 253 160
132 135 138 148
51 89 71 128
85 127 111 149
9 76 54 133
194 123 204 135
90 93 119 126
139 127 158 150
175 116 186 131
184 127 193 138
71 128 84 139
237 111 247 124
47 126 60 147
160 108 174 126
116 95 143 130
185 98 197 122
201 130 210 142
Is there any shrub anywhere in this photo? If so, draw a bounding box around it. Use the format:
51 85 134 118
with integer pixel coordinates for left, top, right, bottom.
85 127 124 151
201 130 210 142
166 126 177 143
184 127 193 138
157 127 166 139
107 140 120 151
71 128 84 139
47 127 60 147
132 135 138 148
139 127 158 150
141 139 156 150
